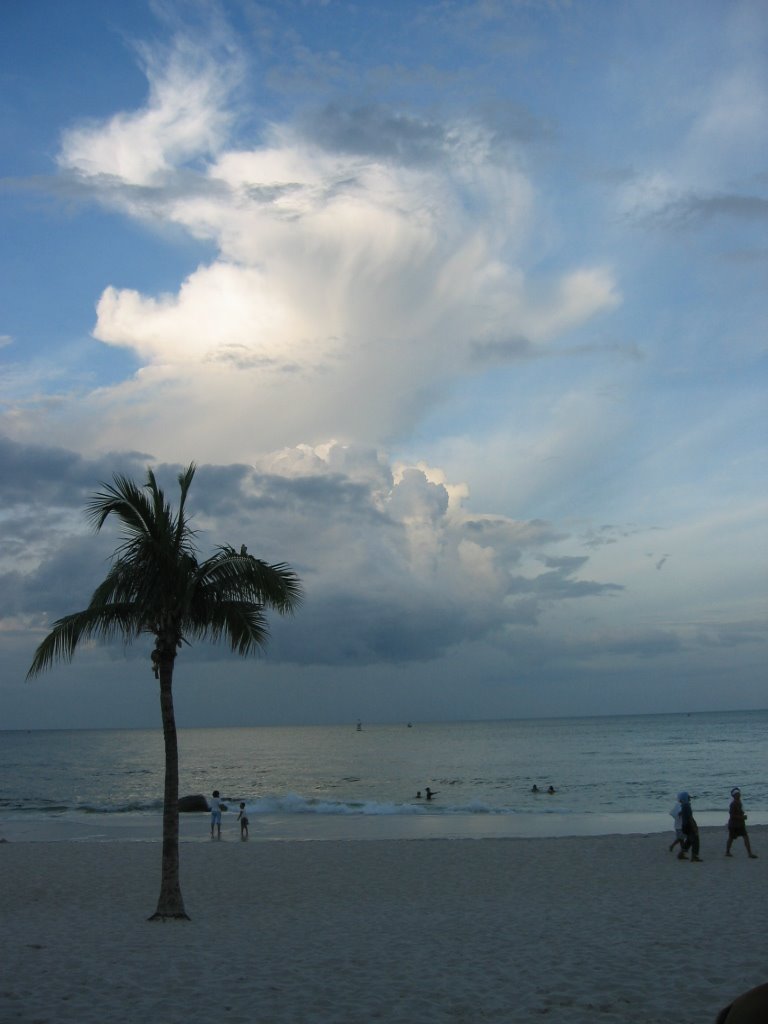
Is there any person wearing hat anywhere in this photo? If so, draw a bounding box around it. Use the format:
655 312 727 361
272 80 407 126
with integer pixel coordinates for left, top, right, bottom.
678 791 702 862
725 787 758 859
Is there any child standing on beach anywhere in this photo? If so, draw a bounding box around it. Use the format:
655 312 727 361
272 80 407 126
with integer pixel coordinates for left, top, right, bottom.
725 787 758 859
237 802 249 841
210 790 223 840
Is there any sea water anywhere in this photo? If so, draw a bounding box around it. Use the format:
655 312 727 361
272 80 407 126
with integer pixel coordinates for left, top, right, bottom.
1 711 766 841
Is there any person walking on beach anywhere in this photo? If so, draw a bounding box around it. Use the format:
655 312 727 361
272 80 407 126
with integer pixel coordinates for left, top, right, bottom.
237 801 249 841
669 794 685 854
725 787 758 859
210 790 223 840
678 791 701 862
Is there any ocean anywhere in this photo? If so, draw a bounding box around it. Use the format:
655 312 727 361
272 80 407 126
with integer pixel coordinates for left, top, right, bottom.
1 710 766 842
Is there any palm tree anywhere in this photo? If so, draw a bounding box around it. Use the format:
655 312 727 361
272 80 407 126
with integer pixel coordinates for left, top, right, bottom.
27 463 302 920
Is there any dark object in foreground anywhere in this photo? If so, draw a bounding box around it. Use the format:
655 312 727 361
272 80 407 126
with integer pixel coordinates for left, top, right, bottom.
715 983 768 1023
178 794 209 813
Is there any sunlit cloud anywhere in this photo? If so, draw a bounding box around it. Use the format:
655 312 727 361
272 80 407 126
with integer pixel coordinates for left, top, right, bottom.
58 32 239 187
41 30 622 463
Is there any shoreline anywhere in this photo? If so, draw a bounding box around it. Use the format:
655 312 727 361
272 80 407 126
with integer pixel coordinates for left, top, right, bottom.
2 807 767 844
2 828 765 1023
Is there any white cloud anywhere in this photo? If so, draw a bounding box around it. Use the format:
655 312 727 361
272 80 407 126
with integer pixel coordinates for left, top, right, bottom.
71 111 618 461
0 26 614 465
58 35 238 186
94 263 316 366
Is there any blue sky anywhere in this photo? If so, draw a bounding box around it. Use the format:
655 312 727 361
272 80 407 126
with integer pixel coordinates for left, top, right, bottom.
1 0 766 729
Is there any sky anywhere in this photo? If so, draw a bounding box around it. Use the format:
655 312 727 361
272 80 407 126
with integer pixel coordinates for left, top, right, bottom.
0 0 766 730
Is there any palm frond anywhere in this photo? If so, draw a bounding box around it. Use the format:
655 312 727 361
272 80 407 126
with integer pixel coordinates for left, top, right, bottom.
185 600 271 656
89 557 165 617
175 464 196 534
197 547 303 613
27 604 143 678
86 474 153 538
28 463 302 679
144 469 176 547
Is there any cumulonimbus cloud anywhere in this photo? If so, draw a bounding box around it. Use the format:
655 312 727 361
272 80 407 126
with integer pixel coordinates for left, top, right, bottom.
1 438 623 668
48 28 620 463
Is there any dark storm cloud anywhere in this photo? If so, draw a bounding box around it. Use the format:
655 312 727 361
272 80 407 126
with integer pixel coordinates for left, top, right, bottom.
647 191 768 229
0 436 150 507
298 104 450 165
298 99 549 170
1 169 235 215
511 555 624 601
1 441 626 678
470 334 533 363
192 464 391 528
463 517 565 546
0 535 115 621
266 589 505 666
272 593 464 665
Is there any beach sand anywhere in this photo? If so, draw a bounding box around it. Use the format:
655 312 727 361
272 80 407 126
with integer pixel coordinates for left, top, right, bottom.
1 827 765 1024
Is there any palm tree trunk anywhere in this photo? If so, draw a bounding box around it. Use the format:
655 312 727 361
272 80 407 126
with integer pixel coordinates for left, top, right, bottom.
149 664 189 921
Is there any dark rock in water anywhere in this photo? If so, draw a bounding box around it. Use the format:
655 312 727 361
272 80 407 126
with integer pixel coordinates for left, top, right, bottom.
178 794 209 813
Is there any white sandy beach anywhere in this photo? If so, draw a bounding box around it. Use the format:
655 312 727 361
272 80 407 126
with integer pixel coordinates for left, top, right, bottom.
1 827 765 1024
